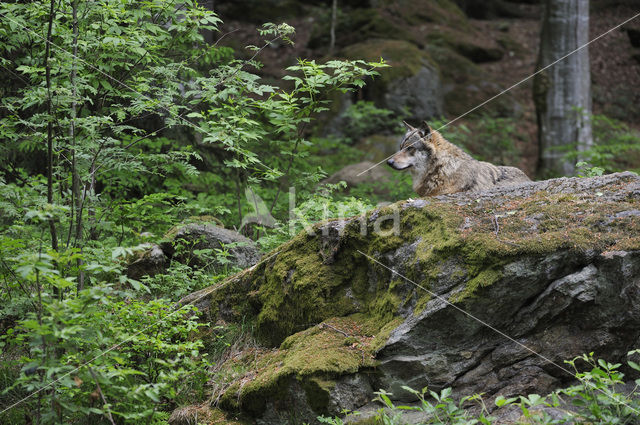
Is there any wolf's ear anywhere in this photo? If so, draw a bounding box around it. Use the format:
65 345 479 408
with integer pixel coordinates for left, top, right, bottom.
403 121 415 131
418 121 432 138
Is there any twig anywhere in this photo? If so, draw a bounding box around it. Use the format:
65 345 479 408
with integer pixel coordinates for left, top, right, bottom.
492 214 521 248
321 322 349 337
492 215 500 236
88 367 117 425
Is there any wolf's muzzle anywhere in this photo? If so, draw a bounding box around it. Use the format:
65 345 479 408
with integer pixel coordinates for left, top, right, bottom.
387 158 411 170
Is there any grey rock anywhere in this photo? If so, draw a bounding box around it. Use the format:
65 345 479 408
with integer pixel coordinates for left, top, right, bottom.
126 243 168 280
384 64 443 121
328 374 375 414
162 224 261 270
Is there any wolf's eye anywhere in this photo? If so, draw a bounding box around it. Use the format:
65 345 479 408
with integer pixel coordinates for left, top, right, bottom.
406 146 416 153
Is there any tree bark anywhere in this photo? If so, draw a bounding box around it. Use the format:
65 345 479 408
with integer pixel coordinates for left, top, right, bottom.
329 0 338 54
44 0 59 252
534 0 593 177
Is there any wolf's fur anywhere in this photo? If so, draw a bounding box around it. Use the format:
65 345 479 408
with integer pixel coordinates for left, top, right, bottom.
387 122 530 196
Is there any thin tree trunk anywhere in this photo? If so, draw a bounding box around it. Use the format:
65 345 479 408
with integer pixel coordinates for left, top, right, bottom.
44 0 59 252
234 167 243 232
69 0 85 292
534 0 593 176
329 0 338 55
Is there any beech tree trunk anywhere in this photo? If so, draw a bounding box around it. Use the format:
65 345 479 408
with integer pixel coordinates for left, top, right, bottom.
534 0 593 176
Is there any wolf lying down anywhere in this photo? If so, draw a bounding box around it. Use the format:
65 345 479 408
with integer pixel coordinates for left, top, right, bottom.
387 121 530 196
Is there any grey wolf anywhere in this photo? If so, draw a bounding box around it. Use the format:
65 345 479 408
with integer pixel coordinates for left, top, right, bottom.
387 122 530 196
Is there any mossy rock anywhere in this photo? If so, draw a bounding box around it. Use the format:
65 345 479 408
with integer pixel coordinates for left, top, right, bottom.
215 314 390 419
309 8 414 51
426 29 504 63
339 39 443 120
380 0 469 28
184 173 640 423
341 39 435 84
425 45 519 117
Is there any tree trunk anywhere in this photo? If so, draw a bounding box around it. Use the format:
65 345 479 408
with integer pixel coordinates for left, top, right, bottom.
534 0 593 177
329 0 338 54
44 0 58 252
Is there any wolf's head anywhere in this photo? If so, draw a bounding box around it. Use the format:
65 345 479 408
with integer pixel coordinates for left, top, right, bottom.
387 121 434 172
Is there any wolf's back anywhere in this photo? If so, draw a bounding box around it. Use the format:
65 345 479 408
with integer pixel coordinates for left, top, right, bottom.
451 161 530 194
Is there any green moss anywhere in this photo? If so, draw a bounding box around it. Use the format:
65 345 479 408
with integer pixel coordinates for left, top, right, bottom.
449 267 503 303
370 317 403 352
206 408 248 425
302 376 335 415
340 39 437 87
381 0 468 28
255 232 362 345
217 315 382 416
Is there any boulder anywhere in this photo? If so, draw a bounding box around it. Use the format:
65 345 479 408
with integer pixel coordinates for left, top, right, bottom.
380 0 469 28
427 30 504 63
339 39 444 121
309 8 414 51
162 224 261 271
126 243 168 280
426 45 520 117
183 172 640 424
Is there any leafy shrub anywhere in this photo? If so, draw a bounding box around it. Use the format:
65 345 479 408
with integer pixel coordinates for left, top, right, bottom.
0 266 212 424
567 114 640 174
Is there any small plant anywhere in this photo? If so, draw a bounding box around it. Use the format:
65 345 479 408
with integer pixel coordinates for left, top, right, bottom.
317 351 640 425
565 113 640 175
373 386 493 425
575 161 605 178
